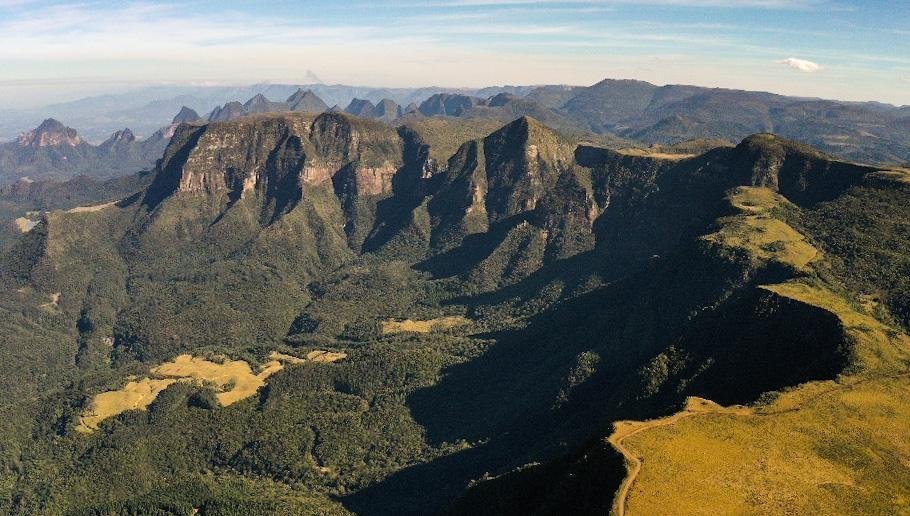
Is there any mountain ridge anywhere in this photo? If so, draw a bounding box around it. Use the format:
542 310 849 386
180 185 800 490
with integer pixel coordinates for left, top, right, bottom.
0 112 907 514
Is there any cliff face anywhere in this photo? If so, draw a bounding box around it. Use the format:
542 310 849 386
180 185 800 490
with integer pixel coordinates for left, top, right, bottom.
139 114 885 294
152 112 403 204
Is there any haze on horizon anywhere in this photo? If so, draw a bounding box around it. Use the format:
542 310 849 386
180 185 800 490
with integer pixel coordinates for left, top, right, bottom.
0 0 908 109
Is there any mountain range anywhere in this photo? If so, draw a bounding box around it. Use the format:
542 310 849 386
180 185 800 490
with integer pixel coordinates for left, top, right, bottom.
0 118 167 185
4 78 908 169
0 108 907 514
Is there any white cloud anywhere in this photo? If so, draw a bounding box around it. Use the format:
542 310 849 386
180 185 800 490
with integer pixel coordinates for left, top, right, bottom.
776 57 823 72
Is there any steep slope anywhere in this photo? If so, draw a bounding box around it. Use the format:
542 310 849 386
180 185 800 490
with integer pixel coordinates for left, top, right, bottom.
171 106 201 124
242 93 288 114
286 88 329 113
418 117 597 292
371 98 402 122
448 149 908 516
0 113 906 515
344 98 376 118
207 101 248 122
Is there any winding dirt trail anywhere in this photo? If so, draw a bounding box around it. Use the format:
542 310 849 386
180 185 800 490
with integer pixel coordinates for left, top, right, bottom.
607 397 752 516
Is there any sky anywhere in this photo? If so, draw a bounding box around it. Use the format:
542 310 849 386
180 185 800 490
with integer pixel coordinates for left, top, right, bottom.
0 0 908 108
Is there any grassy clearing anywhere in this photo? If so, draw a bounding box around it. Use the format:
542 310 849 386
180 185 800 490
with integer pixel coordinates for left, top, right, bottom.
77 350 346 433
704 187 819 269
616 148 695 160
619 374 910 515
404 118 507 163
66 201 117 213
305 350 348 363
152 355 279 406
37 292 61 311
873 168 910 184
608 397 753 516
381 315 471 334
13 217 38 233
77 378 178 433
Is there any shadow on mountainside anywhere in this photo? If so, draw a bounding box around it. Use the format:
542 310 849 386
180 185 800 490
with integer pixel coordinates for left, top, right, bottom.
341 235 855 514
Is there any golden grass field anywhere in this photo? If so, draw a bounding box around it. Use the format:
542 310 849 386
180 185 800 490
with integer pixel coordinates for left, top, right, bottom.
76 350 347 433
703 187 819 269
616 147 695 160
381 315 471 334
607 184 910 515
13 216 37 233
611 277 910 514
617 374 910 515
38 292 61 311
875 167 910 184
66 201 117 213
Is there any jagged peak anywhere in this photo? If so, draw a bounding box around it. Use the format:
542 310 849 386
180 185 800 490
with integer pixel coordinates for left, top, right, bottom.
372 98 402 120
172 106 200 124
243 93 271 109
345 98 376 117
105 128 136 144
418 93 482 117
374 98 400 110
286 89 328 112
286 87 307 102
488 116 556 144
207 101 247 122
35 118 67 133
286 87 317 103
17 118 83 147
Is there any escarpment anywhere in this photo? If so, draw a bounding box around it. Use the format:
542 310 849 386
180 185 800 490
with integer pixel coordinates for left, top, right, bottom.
143 113 405 237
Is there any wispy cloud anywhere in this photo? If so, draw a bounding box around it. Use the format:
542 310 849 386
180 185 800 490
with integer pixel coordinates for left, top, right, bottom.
0 0 907 108
422 0 827 8
776 57 823 72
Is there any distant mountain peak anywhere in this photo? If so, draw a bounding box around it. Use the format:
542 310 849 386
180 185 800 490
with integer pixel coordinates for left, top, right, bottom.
286 88 328 113
301 70 323 84
418 93 483 117
106 128 136 144
172 106 201 124
208 101 247 122
487 92 516 107
243 94 270 110
17 118 84 147
371 98 402 121
345 98 376 117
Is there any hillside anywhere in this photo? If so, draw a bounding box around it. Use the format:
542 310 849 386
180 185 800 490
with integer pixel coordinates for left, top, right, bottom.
0 113 906 514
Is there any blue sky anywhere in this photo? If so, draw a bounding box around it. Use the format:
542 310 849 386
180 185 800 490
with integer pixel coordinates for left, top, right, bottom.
0 0 908 108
